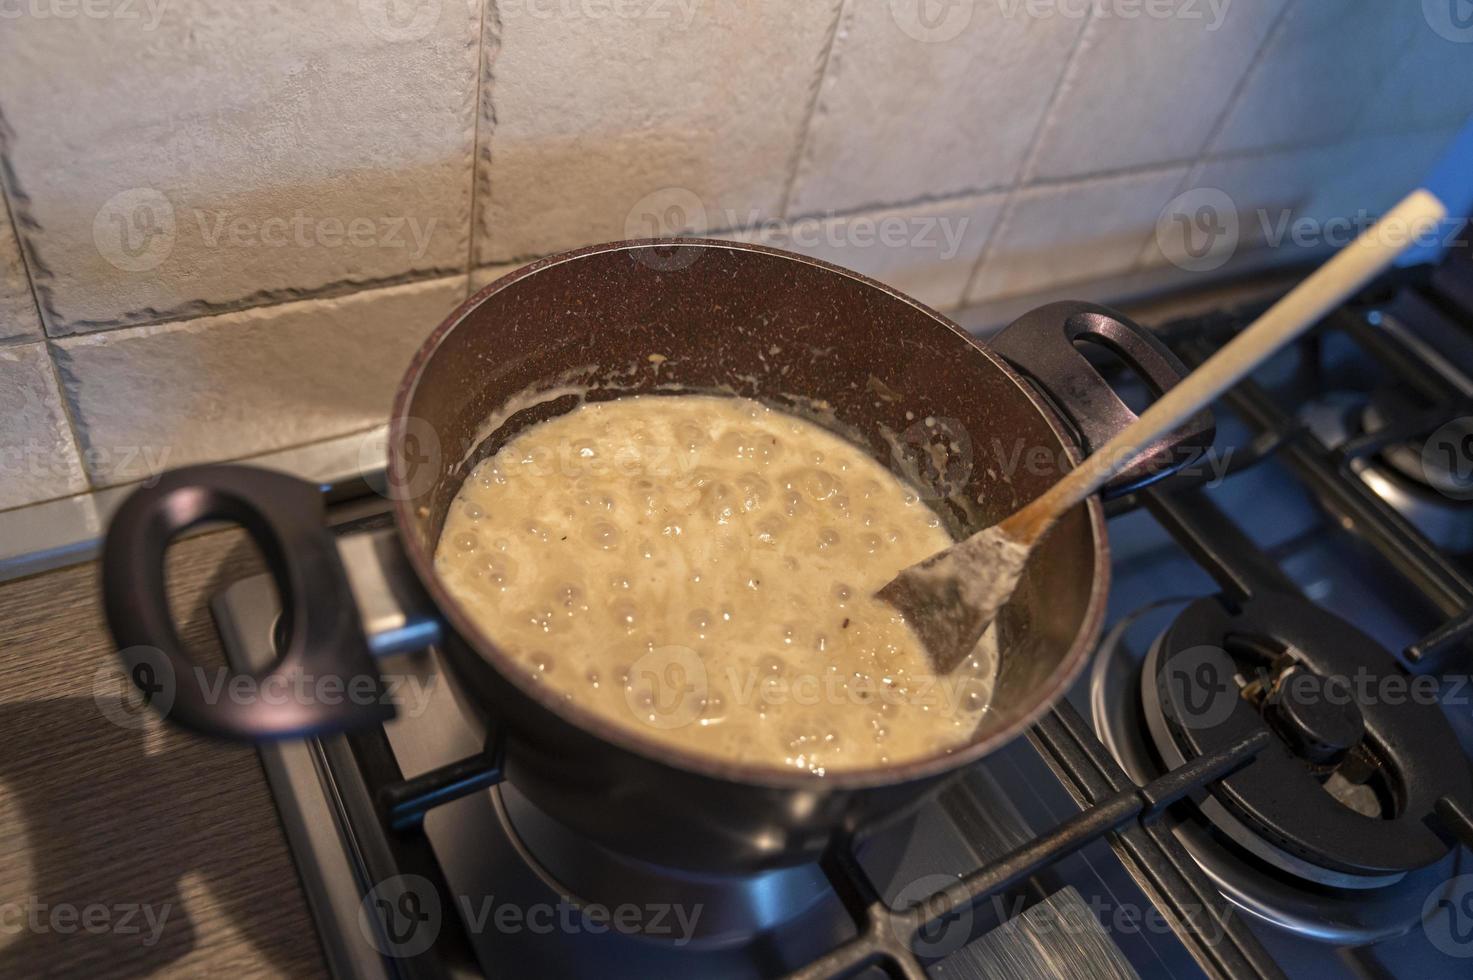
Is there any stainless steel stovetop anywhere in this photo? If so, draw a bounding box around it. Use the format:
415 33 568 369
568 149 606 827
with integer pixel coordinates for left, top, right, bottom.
212 253 1473 979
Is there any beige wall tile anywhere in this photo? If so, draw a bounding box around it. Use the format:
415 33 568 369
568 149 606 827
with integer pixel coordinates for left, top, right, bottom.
1026 0 1289 181
52 276 466 487
726 194 1006 311
0 1 479 335
476 0 842 264
967 167 1189 304
0 199 41 345
1358 24 1473 137
786 2 1083 215
1208 1 1421 155
0 343 87 510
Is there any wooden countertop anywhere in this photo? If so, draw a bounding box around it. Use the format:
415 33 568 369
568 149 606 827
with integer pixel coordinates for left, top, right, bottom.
0 528 327 978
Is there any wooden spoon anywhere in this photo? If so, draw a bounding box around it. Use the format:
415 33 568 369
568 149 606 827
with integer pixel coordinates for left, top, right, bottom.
880 189 1449 674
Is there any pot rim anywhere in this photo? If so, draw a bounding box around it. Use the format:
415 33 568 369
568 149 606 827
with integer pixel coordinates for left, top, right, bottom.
389 238 1109 791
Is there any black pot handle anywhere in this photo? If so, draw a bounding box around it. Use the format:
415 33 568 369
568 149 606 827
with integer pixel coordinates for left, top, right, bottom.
102 464 392 739
989 301 1215 498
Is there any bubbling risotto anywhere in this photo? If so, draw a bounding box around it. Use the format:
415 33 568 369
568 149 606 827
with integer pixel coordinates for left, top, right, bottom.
434 395 996 775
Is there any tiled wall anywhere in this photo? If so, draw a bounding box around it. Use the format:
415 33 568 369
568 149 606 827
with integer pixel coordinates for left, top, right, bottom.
0 0 1469 511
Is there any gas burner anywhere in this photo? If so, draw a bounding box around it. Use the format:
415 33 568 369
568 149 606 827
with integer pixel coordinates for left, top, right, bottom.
1091 594 1471 945
493 780 840 950
1300 390 1473 551
1144 592 1466 880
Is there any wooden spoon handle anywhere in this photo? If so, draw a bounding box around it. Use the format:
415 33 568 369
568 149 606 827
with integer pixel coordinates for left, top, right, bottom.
1000 188 1448 544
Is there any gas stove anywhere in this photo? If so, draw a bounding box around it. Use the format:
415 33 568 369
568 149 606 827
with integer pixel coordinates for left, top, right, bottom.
213 246 1473 979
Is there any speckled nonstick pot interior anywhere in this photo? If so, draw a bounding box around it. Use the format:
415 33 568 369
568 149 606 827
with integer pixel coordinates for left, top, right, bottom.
386 239 1109 870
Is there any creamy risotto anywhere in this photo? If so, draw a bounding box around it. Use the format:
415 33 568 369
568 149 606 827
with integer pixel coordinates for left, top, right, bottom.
434 395 996 775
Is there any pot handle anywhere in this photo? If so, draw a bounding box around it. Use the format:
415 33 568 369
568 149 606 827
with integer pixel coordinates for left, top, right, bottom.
989 301 1215 498
102 464 393 739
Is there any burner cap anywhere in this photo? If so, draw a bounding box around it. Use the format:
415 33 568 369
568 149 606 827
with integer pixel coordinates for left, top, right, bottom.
1142 592 1470 879
1265 666 1365 766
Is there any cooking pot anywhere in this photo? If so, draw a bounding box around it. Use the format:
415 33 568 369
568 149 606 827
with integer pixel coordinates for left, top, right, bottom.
102 239 1211 875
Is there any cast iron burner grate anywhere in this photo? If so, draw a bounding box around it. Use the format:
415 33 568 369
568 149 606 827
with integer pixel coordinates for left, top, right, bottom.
331 685 1282 980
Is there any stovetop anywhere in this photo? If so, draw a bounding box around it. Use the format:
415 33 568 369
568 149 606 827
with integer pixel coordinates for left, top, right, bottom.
213 247 1473 979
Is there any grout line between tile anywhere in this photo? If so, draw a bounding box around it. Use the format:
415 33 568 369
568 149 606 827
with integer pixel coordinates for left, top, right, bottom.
40 339 90 490
0 122 89 494
464 0 493 289
778 0 849 221
79 423 389 497
0 174 43 346
1188 0 1297 174
1128 0 1298 273
471 0 505 273
962 7 1097 303
54 272 469 350
48 266 466 339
